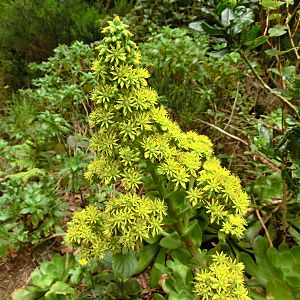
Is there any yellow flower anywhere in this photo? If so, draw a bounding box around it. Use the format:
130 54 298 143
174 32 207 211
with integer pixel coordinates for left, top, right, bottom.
79 258 88 266
194 253 251 300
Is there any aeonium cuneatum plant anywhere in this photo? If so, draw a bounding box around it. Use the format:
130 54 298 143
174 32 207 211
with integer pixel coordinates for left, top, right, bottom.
66 17 251 299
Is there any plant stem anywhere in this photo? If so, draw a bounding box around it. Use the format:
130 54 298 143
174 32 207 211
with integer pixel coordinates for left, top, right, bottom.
149 168 206 268
166 194 206 268
255 209 273 247
282 177 287 242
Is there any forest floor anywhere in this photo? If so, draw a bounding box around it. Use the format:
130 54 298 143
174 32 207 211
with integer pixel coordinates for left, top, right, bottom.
0 241 62 299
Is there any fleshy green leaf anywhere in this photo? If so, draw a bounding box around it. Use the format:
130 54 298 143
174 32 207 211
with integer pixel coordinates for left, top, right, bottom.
44 281 76 298
135 242 160 274
160 232 183 250
266 278 295 300
11 288 44 300
112 252 137 280
182 219 202 248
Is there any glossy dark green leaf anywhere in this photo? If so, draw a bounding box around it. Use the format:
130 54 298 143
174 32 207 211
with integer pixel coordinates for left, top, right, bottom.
248 36 269 49
221 8 236 27
189 21 204 33
196 21 224 36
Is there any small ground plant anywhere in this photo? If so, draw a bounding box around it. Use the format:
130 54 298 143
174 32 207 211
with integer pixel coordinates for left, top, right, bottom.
66 17 251 299
0 177 68 257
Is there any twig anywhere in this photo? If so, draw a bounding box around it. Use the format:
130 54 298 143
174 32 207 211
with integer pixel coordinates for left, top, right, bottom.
224 81 239 131
263 9 270 36
255 209 273 247
197 119 249 146
282 178 287 242
31 233 66 250
263 203 281 224
287 2 300 26
287 24 300 60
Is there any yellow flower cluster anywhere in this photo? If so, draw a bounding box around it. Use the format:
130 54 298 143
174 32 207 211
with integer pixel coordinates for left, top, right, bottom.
69 17 250 257
194 252 251 300
65 194 167 260
85 17 214 193
188 158 250 237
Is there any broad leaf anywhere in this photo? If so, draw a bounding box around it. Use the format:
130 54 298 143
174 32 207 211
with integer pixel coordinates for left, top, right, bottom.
248 36 269 49
150 248 167 288
266 278 295 300
11 288 44 300
221 8 236 27
112 252 137 279
269 25 287 37
262 0 285 9
182 219 202 248
160 232 183 250
135 242 160 274
44 281 76 298
202 22 224 35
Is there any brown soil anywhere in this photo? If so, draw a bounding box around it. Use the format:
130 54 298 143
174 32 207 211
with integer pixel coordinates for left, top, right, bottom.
0 192 85 300
0 249 35 300
0 240 63 300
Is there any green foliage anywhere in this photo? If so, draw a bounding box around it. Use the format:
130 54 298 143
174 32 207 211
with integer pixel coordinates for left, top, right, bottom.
0 0 99 62
78 255 141 300
1 41 95 167
155 257 195 300
127 0 216 38
140 27 209 120
0 41 98 259
66 17 251 299
20 41 96 119
140 26 247 127
241 236 300 299
112 252 138 280
0 178 68 257
189 0 258 51
246 110 300 237
12 251 142 300
11 255 77 300
58 150 90 193
0 0 99 90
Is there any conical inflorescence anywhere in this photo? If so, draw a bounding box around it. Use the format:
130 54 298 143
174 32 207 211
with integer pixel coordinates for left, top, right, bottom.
66 17 250 260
